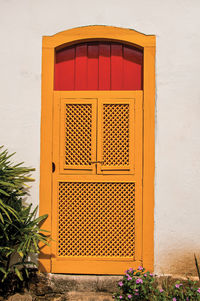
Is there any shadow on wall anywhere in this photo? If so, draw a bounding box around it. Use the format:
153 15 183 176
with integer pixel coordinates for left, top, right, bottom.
157 250 200 277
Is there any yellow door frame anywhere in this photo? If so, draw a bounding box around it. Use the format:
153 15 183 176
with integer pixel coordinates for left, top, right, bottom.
39 25 156 273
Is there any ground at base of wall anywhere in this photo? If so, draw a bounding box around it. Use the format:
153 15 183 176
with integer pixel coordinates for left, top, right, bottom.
1 272 199 301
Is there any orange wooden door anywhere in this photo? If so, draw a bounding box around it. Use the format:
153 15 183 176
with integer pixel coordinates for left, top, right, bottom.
51 91 143 274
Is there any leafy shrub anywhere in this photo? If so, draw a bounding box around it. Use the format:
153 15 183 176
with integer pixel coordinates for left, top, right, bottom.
0 146 49 282
113 267 200 300
195 254 200 281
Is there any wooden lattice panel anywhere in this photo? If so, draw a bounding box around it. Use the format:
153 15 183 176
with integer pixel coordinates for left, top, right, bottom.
65 104 92 166
58 182 135 257
103 104 130 166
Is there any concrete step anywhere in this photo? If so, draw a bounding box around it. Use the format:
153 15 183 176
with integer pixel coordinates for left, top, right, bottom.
4 274 121 301
66 292 113 301
30 274 121 295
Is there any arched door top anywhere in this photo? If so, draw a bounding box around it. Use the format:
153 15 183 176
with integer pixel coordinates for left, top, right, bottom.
42 25 156 49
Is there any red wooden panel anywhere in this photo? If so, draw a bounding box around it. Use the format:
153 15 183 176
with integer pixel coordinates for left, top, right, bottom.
55 48 75 90
88 44 99 90
75 45 87 90
99 44 111 90
55 42 143 91
123 46 143 90
111 44 123 90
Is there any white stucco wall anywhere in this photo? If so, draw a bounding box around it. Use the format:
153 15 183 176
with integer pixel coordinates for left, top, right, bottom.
0 0 200 276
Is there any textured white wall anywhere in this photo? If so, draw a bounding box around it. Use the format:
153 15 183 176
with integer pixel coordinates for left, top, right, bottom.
0 0 200 276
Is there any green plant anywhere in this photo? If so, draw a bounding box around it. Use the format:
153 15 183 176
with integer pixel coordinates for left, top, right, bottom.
113 267 200 300
0 146 50 282
195 254 200 281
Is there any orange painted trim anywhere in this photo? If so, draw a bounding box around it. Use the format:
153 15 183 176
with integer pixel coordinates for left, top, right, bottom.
43 26 155 49
39 47 54 272
143 46 155 271
51 259 142 275
40 25 156 273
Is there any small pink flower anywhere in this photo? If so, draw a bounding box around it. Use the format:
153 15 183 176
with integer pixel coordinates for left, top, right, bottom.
118 281 123 287
197 288 200 293
134 292 139 296
136 278 143 284
127 295 132 299
160 289 164 293
126 274 132 281
128 268 133 272
144 273 147 277
173 298 176 301
134 289 138 292
175 283 182 288
137 266 143 270
150 273 153 277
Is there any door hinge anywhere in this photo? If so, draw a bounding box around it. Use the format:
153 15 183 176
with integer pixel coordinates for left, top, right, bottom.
52 162 55 173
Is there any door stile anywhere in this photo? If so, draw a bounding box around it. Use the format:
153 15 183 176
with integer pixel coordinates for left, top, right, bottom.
133 92 143 263
52 92 60 260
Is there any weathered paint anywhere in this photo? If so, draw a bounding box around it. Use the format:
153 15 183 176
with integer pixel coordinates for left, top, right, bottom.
0 0 200 277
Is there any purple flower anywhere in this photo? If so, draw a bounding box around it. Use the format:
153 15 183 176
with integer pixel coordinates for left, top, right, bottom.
127 295 132 299
118 281 123 287
160 289 164 293
136 278 143 284
126 274 132 281
175 284 182 288
128 268 133 272
173 298 176 301
137 266 143 271
197 288 200 293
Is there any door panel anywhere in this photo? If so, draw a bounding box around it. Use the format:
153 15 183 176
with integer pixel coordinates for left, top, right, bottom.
57 180 135 258
97 99 135 175
52 91 143 274
59 98 97 174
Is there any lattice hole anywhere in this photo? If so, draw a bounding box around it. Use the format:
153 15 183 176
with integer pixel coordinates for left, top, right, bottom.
103 104 130 166
65 104 92 166
58 182 135 257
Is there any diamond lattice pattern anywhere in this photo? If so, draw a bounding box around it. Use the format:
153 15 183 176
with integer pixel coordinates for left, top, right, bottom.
65 104 92 166
103 104 130 166
58 182 135 257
